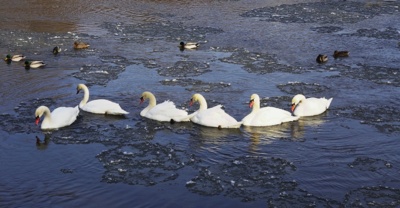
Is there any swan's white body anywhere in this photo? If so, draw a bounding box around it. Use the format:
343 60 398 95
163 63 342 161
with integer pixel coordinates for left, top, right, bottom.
77 84 129 115
140 91 189 122
188 93 241 128
242 94 299 126
35 106 79 130
291 94 333 117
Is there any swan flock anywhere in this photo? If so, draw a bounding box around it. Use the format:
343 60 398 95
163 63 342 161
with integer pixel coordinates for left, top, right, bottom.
34 84 333 130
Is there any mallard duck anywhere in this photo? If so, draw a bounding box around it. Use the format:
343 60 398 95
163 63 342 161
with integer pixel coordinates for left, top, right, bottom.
333 50 349 59
179 42 199 50
24 60 46 69
74 41 90 49
53 46 61 55
4 54 26 62
316 54 328 63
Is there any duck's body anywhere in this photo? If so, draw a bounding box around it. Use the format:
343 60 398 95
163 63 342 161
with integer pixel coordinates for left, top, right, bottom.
188 93 241 128
5 54 26 62
291 94 333 117
242 94 299 126
53 46 61 55
74 41 90 49
24 61 46 69
333 50 349 59
76 84 128 115
140 91 189 122
316 54 328 63
179 42 199 50
35 105 79 130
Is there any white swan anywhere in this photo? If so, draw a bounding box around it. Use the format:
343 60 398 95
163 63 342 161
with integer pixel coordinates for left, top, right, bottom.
242 94 299 126
188 93 242 128
35 105 79 130
140 91 190 122
76 84 129 115
291 94 333 117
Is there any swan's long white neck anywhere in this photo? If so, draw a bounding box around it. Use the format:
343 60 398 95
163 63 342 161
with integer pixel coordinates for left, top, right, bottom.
147 93 157 108
251 96 261 113
80 85 90 107
196 95 208 110
40 106 52 122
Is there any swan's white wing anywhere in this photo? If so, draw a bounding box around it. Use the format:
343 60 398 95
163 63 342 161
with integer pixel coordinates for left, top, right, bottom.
42 106 79 129
143 101 189 122
82 99 128 115
294 97 332 117
191 105 240 128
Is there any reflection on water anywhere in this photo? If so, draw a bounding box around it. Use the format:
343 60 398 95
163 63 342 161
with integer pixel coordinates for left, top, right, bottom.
35 135 50 150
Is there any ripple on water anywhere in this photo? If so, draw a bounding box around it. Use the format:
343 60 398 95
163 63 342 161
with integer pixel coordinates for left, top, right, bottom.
72 64 126 86
335 105 400 134
96 142 201 186
157 61 211 77
215 47 300 74
240 1 400 24
343 186 400 207
160 78 231 92
277 82 330 95
101 21 223 44
186 155 297 201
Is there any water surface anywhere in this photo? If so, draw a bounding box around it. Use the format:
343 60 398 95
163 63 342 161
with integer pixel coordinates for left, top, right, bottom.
1 0 400 207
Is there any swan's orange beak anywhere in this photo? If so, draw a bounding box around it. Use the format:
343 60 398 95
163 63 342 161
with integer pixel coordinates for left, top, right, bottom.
35 117 40 125
249 100 254 108
291 104 296 112
140 97 144 104
189 99 194 106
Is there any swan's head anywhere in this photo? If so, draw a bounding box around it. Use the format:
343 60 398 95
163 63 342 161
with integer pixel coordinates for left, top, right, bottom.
34 106 47 125
190 93 203 106
291 94 306 112
249 94 260 108
76 84 86 94
140 91 152 104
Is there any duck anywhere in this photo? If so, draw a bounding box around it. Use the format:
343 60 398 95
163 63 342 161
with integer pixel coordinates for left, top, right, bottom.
53 46 61 55
76 83 129 115
291 94 333 117
333 50 349 59
179 42 199 50
316 54 328 63
35 105 79 130
188 93 242 128
4 54 26 62
74 41 90 49
140 91 190 122
24 60 46 69
242 94 299 126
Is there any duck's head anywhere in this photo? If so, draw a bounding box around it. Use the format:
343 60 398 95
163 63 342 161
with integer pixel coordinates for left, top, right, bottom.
4 54 11 61
316 54 328 63
53 46 61 55
291 94 306 112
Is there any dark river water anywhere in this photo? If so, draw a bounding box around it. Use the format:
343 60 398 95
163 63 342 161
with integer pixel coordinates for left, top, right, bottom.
1 0 400 207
